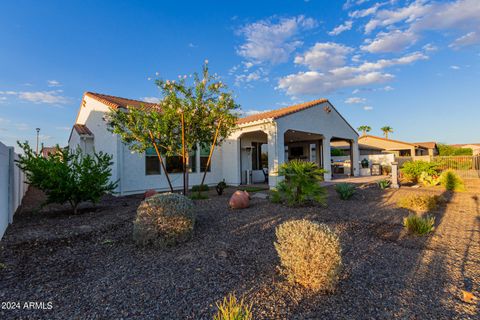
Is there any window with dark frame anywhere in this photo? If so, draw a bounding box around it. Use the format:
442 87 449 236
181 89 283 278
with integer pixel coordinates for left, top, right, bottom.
251 142 268 170
166 150 197 173
200 146 211 172
145 148 161 175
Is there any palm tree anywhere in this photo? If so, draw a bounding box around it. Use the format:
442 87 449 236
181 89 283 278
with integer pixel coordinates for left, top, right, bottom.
381 126 393 139
357 125 371 136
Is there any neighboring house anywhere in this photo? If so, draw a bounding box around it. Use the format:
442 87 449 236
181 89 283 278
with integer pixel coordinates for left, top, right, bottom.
356 135 437 157
450 143 480 155
68 92 360 195
40 146 58 158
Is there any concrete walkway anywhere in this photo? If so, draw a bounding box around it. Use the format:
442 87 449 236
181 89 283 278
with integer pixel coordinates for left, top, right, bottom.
322 175 388 186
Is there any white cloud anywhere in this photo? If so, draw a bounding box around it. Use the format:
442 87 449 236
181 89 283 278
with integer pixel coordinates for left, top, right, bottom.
363 106 374 110
361 29 418 53
381 85 394 91
364 0 480 49
47 80 61 87
0 90 69 105
294 42 354 71
18 90 69 104
364 0 433 34
142 97 161 103
188 43 197 48
236 15 316 64
422 43 438 51
278 51 427 95
450 65 460 70
235 68 269 85
328 20 353 36
349 2 384 19
345 97 366 104
449 31 480 49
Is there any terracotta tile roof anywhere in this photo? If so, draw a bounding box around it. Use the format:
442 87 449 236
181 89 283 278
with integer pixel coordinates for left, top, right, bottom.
84 92 159 110
73 124 93 136
414 141 437 149
237 98 329 125
41 146 58 157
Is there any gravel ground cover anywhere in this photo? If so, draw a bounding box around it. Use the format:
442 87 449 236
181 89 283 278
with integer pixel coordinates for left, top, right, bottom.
0 182 479 319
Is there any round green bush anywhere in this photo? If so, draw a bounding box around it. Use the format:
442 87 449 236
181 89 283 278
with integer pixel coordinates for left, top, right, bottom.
133 193 195 247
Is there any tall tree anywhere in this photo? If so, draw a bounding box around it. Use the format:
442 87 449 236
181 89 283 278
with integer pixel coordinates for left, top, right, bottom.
357 125 371 136
107 61 239 195
381 126 393 139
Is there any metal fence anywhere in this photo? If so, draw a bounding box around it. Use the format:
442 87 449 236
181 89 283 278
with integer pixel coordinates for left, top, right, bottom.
431 155 480 179
396 155 480 179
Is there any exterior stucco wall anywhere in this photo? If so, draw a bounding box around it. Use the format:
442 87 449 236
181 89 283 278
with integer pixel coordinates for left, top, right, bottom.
119 143 224 195
275 102 359 180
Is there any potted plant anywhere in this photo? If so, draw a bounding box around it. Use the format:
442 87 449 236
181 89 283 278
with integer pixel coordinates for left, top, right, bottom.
361 158 369 168
216 180 227 195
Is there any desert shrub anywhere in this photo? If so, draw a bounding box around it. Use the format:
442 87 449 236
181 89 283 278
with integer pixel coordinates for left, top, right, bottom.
437 143 473 156
419 172 441 186
331 148 345 156
133 193 195 247
189 192 208 200
378 179 391 189
270 189 282 203
274 160 327 206
16 141 117 214
403 215 435 235
274 219 342 292
335 183 356 200
191 184 209 192
400 161 439 183
213 293 252 320
440 170 465 191
397 194 443 213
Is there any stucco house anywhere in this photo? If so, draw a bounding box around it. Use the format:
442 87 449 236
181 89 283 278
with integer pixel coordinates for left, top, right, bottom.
68 92 360 195
355 135 438 157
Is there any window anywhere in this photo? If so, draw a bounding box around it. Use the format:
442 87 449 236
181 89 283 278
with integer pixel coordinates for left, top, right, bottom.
166 150 197 173
200 146 211 172
145 148 161 175
252 142 268 170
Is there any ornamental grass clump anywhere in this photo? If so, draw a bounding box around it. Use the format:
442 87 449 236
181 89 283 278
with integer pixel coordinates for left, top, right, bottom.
274 219 342 292
440 170 465 191
133 193 195 247
271 160 327 206
213 293 252 320
403 214 435 235
397 194 442 214
335 183 356 200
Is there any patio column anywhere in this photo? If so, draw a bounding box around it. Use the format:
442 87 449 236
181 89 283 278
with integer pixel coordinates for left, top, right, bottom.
351 139 360 177
267 124 284 189
323 135 332 181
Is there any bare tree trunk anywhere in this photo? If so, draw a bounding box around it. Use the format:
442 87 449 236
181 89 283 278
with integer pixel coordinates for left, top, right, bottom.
148 130 174 192
200 120 222 186
181 111 188 195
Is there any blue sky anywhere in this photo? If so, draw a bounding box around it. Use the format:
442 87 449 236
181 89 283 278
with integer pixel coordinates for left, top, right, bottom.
1 0 479 150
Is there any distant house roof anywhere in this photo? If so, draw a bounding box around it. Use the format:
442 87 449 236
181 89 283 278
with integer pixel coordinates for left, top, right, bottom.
84 92 159 110
359 135 417 147
414 141 437 149
40 146 58 157
450 143 480 148
237 98 329 125
73 124 93 136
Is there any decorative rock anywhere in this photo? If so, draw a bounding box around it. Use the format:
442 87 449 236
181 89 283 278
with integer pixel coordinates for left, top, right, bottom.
143 189 157 199
229 190 250 209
